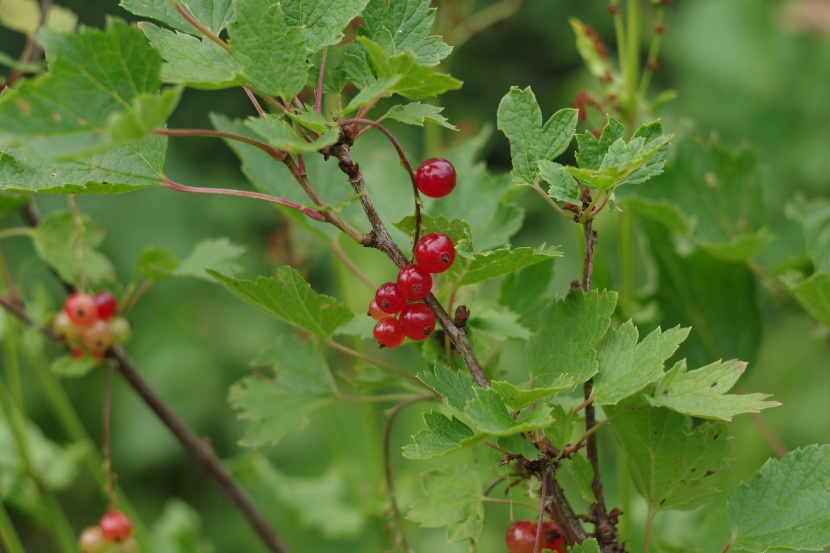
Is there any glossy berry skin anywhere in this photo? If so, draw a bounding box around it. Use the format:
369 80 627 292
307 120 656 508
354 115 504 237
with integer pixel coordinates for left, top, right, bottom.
400 303 436 341
396 264 432 301
505 520 565 553
373 317 405 349
94 291 118 320
368 299 387 321
375 282 407 314
414 233 456 273
81 320 113 355
415 158 456 198
64 293 97 327
99 511 133 542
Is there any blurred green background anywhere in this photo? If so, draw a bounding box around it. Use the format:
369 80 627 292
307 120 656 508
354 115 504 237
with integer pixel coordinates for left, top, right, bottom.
1 0 829 551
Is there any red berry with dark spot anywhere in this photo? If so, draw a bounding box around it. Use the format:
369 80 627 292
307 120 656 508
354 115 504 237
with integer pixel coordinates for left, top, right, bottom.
505 520 565 553
368 299 386 321
414 233 456 273
415 158 456 198
396 264 432 301
94 291 118 320
64 293 97 327
99 511 133 542
375 282 406 314
373 317 405 349
81 320 113 356
399 303 436 341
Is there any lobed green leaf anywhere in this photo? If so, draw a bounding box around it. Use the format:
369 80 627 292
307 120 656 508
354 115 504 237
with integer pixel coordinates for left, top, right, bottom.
402 412 477 459
284 0 369 53
450 244 562 286
137 238 245 281
361 0 451 65
32 211 114 287
120 0 234 35
790 272 830 328
407 467 484 543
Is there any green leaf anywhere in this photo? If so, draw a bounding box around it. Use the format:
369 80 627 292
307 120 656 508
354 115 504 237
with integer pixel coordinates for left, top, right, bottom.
417 363 476 411
450 244 562 286
150 499 212 553
381 102 457 129
402 412 476 459
210 266 353 339
610 401 732 512
50 355 97 378
490 380 572 412
647 359 780 421
408 467 484 543
527 289 617 387
498 259 554 328
120 0 234 35
228 337 333 447
361 0 451 65
393 215 472 251
543 404 578 452
466 303 531 362
0 192 29 219
575 118 625 169
284 0 369 53
790 272 830 328
571 538 601 553
32 211 114 286
464 387 553 437
538 161 581 204
245 113 339 153
107 86 184 144
0 0 77 35
563 453 597 504
356 37 461 101
229 0 308 100
727 444 830 552
139 23 244 90
137 238 245 281
0 20 167 158
0 136 166 194
593 322 690 406
497 87 578 186
0 50 41 72
786 195 830 271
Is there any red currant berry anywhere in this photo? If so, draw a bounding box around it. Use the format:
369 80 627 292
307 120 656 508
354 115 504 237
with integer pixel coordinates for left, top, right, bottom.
415 158 456 198
64 293 97 327
78 526 107 553
414 232 456 273
373 317 405 349
99 511 133 542
94 291 118 320
368 299 387 321
399 303 436 341
70 347 85 359
81 320 113 355
505 520 564 553
396 264 432 301
53 311 83 341
375 282 406 314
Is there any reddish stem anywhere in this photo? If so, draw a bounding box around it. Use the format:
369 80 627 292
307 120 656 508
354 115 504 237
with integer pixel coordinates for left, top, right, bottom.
171 0 229 51
316 46 328 114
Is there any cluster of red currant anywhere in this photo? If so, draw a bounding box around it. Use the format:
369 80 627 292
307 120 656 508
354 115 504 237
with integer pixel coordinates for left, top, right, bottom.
78 511 136 552
53 291 131 360
505 520 566 553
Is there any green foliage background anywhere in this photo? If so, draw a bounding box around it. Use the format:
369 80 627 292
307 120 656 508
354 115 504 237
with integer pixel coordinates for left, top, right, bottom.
0 0 828 551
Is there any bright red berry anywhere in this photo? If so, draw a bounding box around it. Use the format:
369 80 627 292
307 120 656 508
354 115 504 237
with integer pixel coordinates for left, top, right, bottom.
375 282 407 314
81 320 113 355
78 526 106 553
415 158 456 198
373 317 405 349
414 233 456 273
94 291 118 320
505 520 565 553
64 293 97 327
70 346 85 359
396 264 432 301
399 303 436 341
99 511 133 542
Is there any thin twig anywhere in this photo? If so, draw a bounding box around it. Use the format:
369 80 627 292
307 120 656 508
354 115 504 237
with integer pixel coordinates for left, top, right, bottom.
545 470 588 545
534 473 548 553
316 47 328 114
102 365 117 510
170 0 230 51
245 87 267 117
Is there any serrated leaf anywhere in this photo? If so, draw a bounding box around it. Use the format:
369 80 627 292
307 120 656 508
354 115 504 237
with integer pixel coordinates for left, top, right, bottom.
527 289 617 387
107 87 183 144
790 272 830 328
245 113 339 153
407 467 484 543
490 380 572 412
571 538 601 553
497 433 542 460
32 211 114 286
229 337 333 447
563 454 597 504
610 401 732 512
497 87 578 186
120 0 233 35
727 444 830 552
538 161 581 204
137 238 245 281
50 355 97 378
210 266 353 339
381 102 457 129
393 215 472 251
0 21 167 158
451 244 562 286
283 0 369 53
229 0 307 100
575 118 625 169
417 363 476 411
786 196 830 272
498 259 554 328
593 322 690 406
402 412 476 459
466 303 531 362
0 0 77 35
361 0 451 65
543 404 577 451
647 359 780 421
139 23 244 90
464 387 554 437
